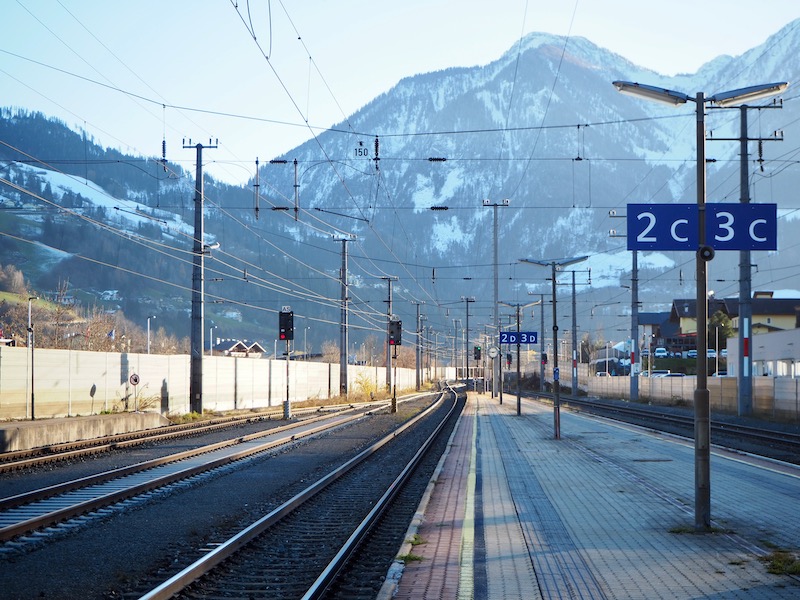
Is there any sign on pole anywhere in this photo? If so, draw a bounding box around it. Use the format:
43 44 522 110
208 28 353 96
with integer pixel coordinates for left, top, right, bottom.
499 331 538 344
627 203 777 251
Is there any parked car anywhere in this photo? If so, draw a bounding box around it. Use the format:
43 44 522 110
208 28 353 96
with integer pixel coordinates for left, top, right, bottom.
662 372 686 377
712 371 728 377
595 371 609 377
686 349 698 358
651 369 671 377
640 348 650 357
654 347 668 358
720 349 728 358
707 349 717 358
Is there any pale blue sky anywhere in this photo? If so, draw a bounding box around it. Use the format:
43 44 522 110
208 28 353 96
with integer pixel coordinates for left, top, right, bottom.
2 0 799 184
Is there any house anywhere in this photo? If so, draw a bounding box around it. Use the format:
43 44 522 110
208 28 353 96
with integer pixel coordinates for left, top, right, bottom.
729 291 800 334
667 292 800 351
209 338 266 358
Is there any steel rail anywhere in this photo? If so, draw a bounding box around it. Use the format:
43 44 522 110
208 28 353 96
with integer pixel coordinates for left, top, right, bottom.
0 403 354 473
302 382 460 599
137 386 456 600
0 407 375 542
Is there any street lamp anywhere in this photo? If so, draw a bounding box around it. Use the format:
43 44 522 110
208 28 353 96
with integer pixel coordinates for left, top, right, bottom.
147 316 156 354
28 296 37 420
612 79 787 531
519 256 588 439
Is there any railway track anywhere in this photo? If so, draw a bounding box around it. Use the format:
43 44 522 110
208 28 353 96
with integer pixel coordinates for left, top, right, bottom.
0 403 387 545
0 402 382 473
133 382 464 600
529 391 800 464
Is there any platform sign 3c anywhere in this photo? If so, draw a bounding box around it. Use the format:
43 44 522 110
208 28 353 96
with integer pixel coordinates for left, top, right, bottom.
627 203 777 251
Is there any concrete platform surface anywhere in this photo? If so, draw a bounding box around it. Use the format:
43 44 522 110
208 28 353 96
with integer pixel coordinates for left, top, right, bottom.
380 393 800 599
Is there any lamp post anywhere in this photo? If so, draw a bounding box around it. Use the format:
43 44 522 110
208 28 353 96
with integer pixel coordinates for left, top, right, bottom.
612 79 787 531
28 296 37 420
519 256 588 439
147 316 156 355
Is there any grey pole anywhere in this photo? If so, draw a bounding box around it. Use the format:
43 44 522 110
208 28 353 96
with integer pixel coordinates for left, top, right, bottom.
540 293 545 392
631 250 639 401
571 270 579 396
516 304 522 415
738 106 753 415
551 263 561 438
339 238 350 396
694 93 711 530
415 303 422 390
382 277 395 391
189 143 205 415
462 296 475 386
493 202 499 398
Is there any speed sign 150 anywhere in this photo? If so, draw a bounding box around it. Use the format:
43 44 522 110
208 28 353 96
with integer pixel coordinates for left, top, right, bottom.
627 203 777 251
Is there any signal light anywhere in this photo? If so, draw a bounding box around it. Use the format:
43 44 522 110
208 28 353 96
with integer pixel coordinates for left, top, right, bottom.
473 345 481 360
389 319 402 345
541 352 548 365
279 310 294 341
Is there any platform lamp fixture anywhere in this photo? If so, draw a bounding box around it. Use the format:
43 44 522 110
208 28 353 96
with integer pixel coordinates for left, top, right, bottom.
612 79 787 531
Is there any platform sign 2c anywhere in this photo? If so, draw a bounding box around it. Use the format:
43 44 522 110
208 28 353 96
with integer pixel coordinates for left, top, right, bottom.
499 331 537 344
627 203 777 251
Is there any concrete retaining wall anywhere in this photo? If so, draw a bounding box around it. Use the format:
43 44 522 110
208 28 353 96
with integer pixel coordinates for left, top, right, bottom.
0 412 170 452
0 346 450 421
584 372 800 421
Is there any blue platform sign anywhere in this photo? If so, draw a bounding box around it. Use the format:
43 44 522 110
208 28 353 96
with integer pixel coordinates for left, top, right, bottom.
499 331 537 345
627 203 777 251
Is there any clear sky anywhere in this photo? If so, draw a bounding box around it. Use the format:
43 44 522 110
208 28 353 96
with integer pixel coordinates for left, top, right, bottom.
2 0 800 184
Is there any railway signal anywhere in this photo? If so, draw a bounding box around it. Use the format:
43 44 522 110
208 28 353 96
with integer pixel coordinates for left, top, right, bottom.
279 309 294 341
388 319 402 345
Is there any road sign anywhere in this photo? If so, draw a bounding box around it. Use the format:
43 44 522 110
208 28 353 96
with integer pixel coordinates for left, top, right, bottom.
129 373 140 386
627 203 777 251
499 331 538 344
553 367 560 381
488 346 499 359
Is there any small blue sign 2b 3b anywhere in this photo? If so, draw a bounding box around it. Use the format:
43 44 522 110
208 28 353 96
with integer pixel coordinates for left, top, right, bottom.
627 203 777 251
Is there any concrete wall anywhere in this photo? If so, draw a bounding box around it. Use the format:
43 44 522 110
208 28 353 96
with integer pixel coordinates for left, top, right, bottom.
584 372 800 421
0 346 453 420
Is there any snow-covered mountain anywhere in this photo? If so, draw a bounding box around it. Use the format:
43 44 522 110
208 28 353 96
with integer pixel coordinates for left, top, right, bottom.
3 22 800 346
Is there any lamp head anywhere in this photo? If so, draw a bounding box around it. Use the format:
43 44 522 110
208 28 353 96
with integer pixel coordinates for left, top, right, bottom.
709 82 788 107
613 81 690 105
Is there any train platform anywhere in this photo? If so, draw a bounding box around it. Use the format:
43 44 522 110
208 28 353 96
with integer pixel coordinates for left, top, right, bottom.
379 392 800 599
